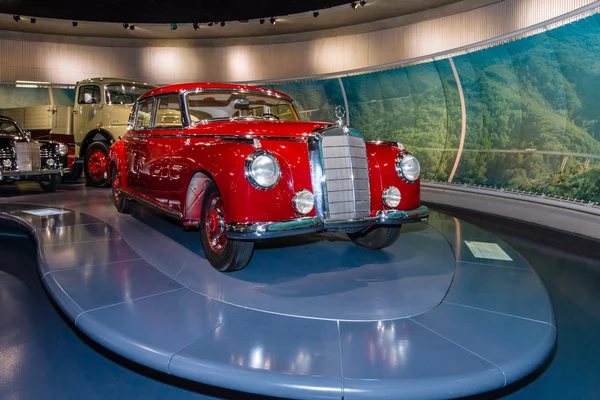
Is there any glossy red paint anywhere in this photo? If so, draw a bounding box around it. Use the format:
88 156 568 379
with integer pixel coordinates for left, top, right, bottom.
109 83 422 227
139 82 292 102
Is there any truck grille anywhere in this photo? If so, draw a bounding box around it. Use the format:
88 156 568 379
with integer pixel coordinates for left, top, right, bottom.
15 142 41 172
0 148 12 158
310 127 371 221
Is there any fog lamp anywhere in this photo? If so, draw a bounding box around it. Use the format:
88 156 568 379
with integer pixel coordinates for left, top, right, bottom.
293 190 315 215
46 158 55 167
2 159 12 169
382 186 401 208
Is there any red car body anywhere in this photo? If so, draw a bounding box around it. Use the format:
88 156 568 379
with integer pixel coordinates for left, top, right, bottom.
109 83 428 271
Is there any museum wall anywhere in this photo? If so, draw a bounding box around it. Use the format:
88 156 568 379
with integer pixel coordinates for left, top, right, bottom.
264 13 600 203
0 0 595 84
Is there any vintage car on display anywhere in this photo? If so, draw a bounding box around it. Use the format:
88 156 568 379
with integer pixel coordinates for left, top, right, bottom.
0 116 68 191
108 83 429 272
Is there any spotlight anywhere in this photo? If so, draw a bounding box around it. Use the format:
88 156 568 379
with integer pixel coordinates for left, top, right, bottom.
13 15 21 22
30 18 36 24
123 23 129 29
220 21 226 27
269 17 276 25
170 23 177 30
351 2 359 9
360 0 366 6
259 19 265 24
129 24 135 30
208 22 213 26
193 22 199 31
313 11 319 18
72 21 78 27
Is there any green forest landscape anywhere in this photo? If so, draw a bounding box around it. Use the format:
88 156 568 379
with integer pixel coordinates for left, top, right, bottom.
269 14 600 203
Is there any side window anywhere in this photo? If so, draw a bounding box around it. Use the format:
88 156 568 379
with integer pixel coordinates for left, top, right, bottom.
134 99 154 130
154 95 182 128
77 85 101 105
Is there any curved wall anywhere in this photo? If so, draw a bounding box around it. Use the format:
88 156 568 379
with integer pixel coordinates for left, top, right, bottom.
0 0 595 84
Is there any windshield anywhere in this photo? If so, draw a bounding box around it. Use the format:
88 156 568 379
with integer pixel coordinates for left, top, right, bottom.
105 84 155 105
0 120 21 136
186 92 298 125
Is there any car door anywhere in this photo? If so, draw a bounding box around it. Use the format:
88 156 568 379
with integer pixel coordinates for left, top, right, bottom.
73 85 102 139
125 97 154 194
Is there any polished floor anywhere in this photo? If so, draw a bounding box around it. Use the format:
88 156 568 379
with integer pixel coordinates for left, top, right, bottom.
0 183 598 399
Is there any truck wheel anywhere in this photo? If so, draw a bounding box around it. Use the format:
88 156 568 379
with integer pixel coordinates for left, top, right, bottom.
64 162 83 183
348 226 402 250
85 141 110 188
39 174 61 193
200 182 254 272
111 164 133 213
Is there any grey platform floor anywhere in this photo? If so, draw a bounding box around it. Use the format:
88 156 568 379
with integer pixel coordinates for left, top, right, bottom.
0 186 556 399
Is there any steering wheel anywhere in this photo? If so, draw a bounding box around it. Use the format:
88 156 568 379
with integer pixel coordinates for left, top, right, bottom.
261 113 280 120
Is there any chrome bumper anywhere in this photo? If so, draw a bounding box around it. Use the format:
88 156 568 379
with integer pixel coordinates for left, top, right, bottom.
0 168 63 180
226 205 429 240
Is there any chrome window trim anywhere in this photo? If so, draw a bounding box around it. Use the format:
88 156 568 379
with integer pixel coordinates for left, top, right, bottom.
153 92 184 129
244 149 281 190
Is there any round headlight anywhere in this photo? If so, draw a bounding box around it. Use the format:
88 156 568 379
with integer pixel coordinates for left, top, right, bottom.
2 159 12 169
57 143 68 156
245 151 281 189
293 190 314 215
382 186 401 208
396 154 420 183
46 158 55 167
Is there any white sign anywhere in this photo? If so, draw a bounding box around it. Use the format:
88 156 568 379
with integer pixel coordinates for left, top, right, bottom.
465 241 513 261
22 209 70 216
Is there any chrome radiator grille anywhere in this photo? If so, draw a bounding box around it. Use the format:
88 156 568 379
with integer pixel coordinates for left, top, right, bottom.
310 127 371 221
15 142 41 172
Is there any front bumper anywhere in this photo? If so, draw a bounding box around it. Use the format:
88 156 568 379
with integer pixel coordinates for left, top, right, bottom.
0 169 63 180
226 205 429 240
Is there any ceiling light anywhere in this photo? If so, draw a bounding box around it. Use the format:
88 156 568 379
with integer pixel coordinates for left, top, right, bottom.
313 11 319 18
129 24 135 30
220 21 226 27
360 0 367 6
208 22 213 26
72 21 78 27
270 17 276 25
170 23 177 30
30 18 36 24
193 22 199 30
123 23 129 29
13 15 21 22
259 19 265 24
351 2 359 9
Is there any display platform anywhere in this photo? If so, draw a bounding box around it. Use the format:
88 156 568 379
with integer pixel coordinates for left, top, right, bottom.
0 188 556 400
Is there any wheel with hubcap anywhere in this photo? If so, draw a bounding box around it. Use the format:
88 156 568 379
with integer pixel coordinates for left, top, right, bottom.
85 141 110 187
39 174 61 192
111 164 133 213
347 226 402 250
200 182 254 272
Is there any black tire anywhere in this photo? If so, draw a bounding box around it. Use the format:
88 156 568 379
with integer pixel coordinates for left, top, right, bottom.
348 226 402 250
39 174 61 193
84 141 110 188
64 162 83 183
111 164 133 213
200 182 254 272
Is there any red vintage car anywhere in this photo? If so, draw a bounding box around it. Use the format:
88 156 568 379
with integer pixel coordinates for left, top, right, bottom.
108 83 429 272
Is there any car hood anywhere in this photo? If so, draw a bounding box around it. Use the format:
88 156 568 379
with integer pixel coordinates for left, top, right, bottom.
187 120 331 139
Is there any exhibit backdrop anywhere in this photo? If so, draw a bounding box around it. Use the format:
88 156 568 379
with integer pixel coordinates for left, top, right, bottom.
0 12 598 203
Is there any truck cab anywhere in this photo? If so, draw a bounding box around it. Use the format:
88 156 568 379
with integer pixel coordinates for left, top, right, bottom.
74 78 157 186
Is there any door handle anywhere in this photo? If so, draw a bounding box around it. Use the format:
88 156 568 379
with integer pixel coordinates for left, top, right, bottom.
72 109 78 114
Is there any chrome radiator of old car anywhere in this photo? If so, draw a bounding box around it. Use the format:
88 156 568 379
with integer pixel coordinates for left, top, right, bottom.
14 142 41 172
309 127 371 221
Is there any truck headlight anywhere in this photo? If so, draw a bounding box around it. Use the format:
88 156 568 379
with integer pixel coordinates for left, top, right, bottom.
2 159 11 169
396 153 420 183
382 186 401 208
46 158 55 167
293 190 314 215
245 150 281 189
57 143 68 156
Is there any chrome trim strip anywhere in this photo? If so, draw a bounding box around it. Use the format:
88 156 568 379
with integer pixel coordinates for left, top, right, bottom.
126 133 309 142
120 188 183 220
0 168 62 178
226 205 429 239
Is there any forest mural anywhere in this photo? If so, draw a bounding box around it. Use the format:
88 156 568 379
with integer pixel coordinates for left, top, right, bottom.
267 14 600 203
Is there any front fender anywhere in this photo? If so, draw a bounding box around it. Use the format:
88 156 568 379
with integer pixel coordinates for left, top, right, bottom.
172 138 314 223
108 139 126 185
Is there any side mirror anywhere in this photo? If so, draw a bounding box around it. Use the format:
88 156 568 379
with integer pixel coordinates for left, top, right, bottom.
233 98 250 109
